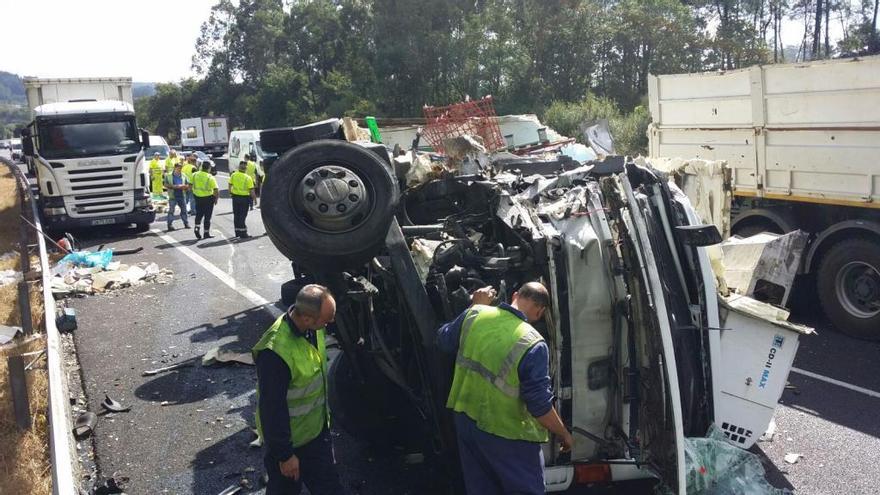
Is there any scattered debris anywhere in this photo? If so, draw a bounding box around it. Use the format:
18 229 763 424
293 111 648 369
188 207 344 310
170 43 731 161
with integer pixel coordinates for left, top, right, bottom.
73 411 97 439
101 394 131 413
56 306 77 332
51 258 172 297
92 476 126 495
0 268 21 287
784 453 803 465
217 484 242 495
759 419 777 443
202 346 254 366
0 324 22 345
142 361 194 376
684 424 788 494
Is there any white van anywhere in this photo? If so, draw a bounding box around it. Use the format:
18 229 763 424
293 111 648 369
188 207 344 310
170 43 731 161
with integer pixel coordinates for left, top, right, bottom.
228 129 273 174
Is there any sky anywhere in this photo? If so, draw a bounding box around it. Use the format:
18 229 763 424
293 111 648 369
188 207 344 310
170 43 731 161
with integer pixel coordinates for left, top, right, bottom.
0 0 848 83
0 0 217 82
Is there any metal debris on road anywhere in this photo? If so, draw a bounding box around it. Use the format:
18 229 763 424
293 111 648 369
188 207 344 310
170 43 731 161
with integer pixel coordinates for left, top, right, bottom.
141 361 194 376
0 324 22 345
217 484 242 495
784 453 803 464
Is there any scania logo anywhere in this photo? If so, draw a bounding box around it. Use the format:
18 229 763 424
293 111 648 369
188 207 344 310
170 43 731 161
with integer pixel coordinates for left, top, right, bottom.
78 159 111 166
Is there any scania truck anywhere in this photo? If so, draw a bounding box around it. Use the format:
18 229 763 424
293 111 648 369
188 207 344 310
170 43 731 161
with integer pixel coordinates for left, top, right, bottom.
20 77 154 232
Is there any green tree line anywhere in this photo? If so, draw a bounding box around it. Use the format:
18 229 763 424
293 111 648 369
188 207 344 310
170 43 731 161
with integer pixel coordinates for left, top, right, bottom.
136 0 880 155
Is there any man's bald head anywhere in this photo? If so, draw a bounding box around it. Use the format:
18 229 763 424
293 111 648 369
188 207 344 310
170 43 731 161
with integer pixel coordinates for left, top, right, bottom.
511 281 550 323
290 284 336 331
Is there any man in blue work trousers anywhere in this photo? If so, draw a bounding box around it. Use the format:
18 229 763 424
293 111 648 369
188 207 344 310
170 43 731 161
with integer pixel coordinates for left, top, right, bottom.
438 282 574 495
253 284 346 494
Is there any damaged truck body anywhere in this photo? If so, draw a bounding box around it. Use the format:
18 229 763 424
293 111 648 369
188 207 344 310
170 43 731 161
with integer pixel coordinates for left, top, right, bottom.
260 119 806 493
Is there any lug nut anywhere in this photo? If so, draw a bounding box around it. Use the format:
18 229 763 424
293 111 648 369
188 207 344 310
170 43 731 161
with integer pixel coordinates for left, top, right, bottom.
337 204 347 212
319 203 329 213
335 170 346 179
305 192 316 202
305 178 316 187
349 194 359 202
318 169 329 177
348 180 359 188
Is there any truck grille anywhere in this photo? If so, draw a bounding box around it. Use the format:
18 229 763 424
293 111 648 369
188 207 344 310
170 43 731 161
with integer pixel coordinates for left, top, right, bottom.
64 190 131 217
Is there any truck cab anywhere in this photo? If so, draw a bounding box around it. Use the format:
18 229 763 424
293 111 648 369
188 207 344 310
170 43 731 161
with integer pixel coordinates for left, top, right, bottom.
22 99 154 231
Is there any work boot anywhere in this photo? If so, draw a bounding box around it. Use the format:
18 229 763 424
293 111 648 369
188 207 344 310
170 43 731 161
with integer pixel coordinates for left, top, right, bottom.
194 227 201 239
239 232 250 239
167 225 176 232
203 231 214 239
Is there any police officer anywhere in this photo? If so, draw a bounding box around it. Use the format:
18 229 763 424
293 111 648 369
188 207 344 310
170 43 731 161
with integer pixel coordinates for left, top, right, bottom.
191 161 218 239
253 285 345 495
229 161 256 238
438 282 574 495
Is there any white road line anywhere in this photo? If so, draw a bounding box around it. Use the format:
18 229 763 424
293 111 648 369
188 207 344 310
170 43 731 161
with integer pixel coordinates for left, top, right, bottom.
791 367 880 399
151 229 282 318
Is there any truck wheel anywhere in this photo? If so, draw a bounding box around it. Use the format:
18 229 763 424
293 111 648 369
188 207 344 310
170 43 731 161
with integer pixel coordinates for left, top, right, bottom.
817 238 880 340
261 140 397 270
133 223 150 233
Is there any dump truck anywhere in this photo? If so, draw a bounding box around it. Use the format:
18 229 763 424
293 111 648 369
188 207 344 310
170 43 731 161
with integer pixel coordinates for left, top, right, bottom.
648 56 880 340
258 119 810 493
20 77 154 231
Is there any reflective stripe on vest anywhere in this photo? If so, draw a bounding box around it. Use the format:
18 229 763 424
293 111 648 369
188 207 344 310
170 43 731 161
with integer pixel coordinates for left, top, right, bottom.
192 171 215 197
253 316 329 448
446 305 547 442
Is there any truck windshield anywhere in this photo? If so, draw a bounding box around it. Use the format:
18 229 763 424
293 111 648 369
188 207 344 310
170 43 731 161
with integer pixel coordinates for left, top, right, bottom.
37 118 139 159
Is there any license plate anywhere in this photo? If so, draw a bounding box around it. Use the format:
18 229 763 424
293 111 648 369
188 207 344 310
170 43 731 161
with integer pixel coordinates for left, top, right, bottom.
90 218 116 226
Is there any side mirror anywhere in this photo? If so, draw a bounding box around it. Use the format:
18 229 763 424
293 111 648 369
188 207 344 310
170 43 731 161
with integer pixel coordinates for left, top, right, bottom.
140 129 150 148
22 137 34 157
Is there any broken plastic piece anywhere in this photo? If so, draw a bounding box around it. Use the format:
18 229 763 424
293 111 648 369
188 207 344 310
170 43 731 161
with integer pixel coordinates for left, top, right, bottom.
73 411 97 439
784 453 802 464
202 346 255 366
101 394 131 413
0 324 22 345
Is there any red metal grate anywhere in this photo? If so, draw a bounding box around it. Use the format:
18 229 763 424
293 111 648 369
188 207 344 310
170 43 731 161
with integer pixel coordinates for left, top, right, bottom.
422 96 506 154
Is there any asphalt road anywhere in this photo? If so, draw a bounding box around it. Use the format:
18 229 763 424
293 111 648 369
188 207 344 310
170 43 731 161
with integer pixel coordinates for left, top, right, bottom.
8 149 879 494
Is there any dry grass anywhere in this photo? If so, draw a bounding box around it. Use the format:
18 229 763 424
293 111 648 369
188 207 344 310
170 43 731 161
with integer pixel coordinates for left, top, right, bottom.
0 163 51 494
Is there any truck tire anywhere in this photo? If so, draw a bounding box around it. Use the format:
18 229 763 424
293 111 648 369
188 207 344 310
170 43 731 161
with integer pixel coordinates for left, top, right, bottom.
261 140 398 270
817 238 880 340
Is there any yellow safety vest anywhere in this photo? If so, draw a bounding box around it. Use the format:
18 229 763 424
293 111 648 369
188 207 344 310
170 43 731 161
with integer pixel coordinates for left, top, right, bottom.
446 305 547 442
181 162 196 182
191 170 217 198
253 316 329 448
229 170 254 196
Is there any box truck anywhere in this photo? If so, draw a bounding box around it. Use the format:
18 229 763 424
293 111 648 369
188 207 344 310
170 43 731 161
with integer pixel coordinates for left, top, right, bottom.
20 77 154 232
648 56 880 340
180 116 228 156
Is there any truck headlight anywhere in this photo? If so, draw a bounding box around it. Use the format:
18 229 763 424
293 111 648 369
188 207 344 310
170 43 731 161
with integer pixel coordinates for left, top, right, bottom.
43 207 66 216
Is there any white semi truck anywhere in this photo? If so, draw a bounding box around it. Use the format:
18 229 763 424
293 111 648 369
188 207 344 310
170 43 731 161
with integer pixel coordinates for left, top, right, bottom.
180 116 228 156
648 56 880 340
20 77 155 232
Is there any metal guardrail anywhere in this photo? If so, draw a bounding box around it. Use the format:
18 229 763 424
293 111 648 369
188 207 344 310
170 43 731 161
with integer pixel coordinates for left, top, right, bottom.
2 158 77 494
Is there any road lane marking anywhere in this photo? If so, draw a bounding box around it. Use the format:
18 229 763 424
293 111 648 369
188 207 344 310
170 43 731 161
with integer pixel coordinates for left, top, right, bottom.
791 367 880 399
151 229 282 318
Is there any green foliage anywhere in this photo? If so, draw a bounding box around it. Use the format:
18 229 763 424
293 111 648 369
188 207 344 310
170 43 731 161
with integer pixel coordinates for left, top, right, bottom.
133 0 876 148
0 72 25 104
544 96 650 156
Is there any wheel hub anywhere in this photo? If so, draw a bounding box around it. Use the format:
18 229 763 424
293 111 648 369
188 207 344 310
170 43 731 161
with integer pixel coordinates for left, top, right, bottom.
295 165 369 232
836 261 880 318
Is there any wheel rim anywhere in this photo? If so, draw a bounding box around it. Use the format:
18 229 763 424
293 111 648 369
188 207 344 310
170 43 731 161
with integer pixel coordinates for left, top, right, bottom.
290 164 373 234
835 261 880 319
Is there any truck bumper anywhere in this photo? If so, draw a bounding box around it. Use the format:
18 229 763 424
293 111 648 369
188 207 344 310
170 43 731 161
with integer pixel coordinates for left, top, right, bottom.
42 209 156 230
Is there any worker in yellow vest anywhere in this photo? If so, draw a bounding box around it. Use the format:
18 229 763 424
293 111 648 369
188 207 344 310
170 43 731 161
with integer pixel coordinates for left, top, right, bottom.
230 161 257 238
165 149 179 170
148 152 165 195
438 282 573 494
191 161 219 239
253 284 344 495
246 152 264 209
180 154 198 214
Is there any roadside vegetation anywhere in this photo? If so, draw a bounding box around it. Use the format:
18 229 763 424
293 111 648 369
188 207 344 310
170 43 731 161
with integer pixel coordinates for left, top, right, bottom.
0 162 50 495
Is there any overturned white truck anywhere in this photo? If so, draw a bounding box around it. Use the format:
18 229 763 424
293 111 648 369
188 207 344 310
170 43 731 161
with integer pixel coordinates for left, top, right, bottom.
258 120 809 493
